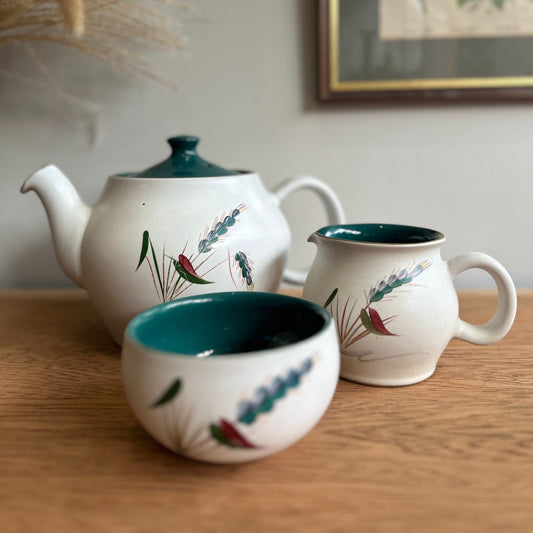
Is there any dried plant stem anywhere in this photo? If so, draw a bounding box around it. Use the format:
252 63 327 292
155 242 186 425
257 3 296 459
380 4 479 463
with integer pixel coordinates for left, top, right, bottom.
168 278 185 301
343 320 365 346
201 257 230 278
0 0 34 28
171 281 190 300
192 250 216 272
146 257 162 301
228 248 238 290
58 0 85 36
0 0 192 89
341 298 358 344
0 63 99 114
344 330 372 348
161 244 167 297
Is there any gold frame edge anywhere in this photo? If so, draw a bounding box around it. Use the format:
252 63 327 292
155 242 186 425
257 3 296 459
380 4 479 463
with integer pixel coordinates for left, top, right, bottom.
328 0 533 93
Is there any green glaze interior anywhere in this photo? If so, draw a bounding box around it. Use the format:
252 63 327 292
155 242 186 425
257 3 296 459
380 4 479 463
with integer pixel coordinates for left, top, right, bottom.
317 224 444 245
127 292 330 356
131 136 236 178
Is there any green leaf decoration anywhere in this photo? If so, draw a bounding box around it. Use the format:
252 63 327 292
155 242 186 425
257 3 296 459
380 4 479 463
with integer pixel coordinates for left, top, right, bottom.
210 420 258 448
173 260 214 285
151 378 182 408
149 239 164 296
492 0 504 9
323 288 338 308
209 423 234 447
360 308 387 336
136 230 150 271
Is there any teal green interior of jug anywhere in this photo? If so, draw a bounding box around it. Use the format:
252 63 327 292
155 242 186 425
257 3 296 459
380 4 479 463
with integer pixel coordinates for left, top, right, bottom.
317 223 444 244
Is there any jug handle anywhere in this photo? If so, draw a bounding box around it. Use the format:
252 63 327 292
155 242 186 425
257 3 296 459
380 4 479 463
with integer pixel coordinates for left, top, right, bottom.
447 252 517 344
273 175 345 285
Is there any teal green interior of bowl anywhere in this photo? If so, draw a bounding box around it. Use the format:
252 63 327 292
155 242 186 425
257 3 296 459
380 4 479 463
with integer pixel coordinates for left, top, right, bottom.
126 292 330 356
317 223 444 244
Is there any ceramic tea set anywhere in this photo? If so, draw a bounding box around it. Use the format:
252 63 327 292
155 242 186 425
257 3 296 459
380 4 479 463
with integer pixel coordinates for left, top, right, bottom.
22 135 517 464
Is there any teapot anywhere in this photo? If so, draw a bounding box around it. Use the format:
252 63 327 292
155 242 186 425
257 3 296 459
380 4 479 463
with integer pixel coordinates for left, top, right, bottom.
21 135 345 344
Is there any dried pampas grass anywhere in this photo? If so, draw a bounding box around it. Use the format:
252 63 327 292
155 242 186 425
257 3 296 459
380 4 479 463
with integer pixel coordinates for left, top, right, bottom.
0 0 194 143
0 0 193 86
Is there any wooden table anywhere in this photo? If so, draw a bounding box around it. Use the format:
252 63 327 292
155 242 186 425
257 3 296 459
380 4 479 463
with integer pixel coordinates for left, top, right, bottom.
1 289 532 532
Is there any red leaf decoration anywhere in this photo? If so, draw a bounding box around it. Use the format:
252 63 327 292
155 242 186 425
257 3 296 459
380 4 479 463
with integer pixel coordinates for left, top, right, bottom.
178 254 201 278
368 308 397 336
220 419 257 448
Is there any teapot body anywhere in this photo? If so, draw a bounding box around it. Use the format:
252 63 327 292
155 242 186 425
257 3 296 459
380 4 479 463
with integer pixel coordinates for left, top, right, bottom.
82 173 290 344
21 136 346 346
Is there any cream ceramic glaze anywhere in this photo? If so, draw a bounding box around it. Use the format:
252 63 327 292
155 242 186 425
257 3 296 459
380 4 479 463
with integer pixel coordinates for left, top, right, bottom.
122 292 340 464
303 224 517 386
21 150 344 344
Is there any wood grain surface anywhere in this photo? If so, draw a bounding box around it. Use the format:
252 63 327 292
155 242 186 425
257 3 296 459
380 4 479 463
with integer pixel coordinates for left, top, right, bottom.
1 289 532 533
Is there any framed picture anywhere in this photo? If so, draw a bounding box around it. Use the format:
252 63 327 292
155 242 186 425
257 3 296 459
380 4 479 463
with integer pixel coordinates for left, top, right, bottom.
318 0 533 101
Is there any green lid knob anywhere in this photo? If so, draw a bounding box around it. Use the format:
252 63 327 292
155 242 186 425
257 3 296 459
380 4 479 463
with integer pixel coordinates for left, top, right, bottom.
168 135 200 154
132 135 235 178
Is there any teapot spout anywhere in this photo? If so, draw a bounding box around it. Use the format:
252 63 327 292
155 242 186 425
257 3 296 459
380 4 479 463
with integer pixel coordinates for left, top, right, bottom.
21 165 91 287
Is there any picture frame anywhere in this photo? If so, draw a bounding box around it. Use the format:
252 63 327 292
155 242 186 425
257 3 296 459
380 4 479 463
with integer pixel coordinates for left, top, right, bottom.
318 0 533 102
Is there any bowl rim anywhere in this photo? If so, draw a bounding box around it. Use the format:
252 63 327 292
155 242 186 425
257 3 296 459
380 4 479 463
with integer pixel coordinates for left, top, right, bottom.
124 291 333 360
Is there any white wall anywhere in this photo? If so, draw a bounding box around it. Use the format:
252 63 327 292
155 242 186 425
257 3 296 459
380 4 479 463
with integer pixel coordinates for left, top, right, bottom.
1 0 531 288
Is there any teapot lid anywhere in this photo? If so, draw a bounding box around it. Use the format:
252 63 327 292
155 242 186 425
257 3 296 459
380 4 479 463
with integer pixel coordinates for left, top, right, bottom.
132 135 235 178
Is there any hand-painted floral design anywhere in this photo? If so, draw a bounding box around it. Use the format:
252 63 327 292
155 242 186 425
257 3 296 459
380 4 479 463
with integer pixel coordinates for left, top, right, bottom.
323 261 431 352
151 377 182 408
236 357 313 425
150 356 315 454
209 419 258 449
209 356 314 449
198 206 244 254
230 251 255 291
136 204 254 301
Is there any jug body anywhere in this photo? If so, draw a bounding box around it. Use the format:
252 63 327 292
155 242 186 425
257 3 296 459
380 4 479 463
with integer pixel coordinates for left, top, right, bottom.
303 224 516 386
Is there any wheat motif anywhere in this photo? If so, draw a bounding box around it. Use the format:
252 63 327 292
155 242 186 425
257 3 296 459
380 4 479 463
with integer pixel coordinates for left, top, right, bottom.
233 251 254 291
324 260 431 351
198 204 246 254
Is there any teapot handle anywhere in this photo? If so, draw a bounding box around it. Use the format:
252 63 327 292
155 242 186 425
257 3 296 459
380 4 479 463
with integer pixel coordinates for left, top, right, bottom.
273 175 345 285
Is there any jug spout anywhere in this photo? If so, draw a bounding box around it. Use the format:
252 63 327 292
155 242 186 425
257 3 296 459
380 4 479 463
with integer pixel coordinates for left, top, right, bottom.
308 232 320 246
21 165 91 287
